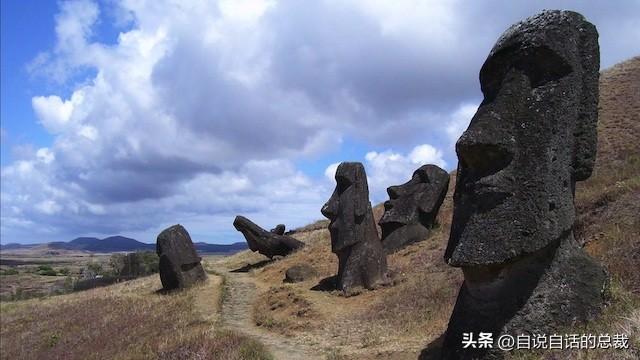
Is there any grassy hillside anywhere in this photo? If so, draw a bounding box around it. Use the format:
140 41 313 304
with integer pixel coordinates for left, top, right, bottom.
0 57 638 360
0 261 272 360
215 57 640 359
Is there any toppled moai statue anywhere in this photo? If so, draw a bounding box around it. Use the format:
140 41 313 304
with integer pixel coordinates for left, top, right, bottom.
321 162 388 294
441 10 607 359
156 224 207 291
379 164 449 253
270 224 286 235
233 216 305 258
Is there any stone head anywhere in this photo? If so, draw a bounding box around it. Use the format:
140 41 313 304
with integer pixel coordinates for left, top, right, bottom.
379 165 449 249
156 224 201 267
321 162 372 253
445 10 599 266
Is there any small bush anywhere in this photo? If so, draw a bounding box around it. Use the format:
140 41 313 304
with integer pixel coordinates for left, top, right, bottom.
37 265 57 276
0 268 19 276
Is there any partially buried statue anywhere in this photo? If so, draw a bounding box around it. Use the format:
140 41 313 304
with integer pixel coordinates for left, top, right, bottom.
233 216 305 258
156 224 207 291
441 10 608 359
321 162 388 294
379 164 449 253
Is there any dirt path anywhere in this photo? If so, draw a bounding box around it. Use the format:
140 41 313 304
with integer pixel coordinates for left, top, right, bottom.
220 269 324 360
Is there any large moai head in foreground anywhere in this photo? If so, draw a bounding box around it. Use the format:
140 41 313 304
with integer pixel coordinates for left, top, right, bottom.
233 216 305 258
156 224 207 291
442 10 607 359
445 10 600 265
321 162 388 294
379 164 449 253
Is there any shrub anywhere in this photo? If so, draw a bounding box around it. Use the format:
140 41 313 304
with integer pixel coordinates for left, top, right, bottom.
37 265 57 276
0 268 19 276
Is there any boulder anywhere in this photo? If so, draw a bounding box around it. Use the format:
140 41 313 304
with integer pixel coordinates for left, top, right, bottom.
284 264 318 283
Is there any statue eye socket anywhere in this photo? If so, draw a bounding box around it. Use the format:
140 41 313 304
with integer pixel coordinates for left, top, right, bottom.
336 176 352 194
480 44 572 101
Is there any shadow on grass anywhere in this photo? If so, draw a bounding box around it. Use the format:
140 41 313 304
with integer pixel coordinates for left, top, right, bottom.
419 333 444 360
310 275 337 292
230 258 274 273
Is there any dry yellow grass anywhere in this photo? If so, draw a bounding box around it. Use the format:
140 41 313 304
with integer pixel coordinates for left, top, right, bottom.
214 57 640 359
0 272 272 360
1 57 637 360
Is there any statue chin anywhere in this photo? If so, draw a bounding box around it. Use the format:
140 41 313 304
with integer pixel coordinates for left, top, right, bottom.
381 222 430 253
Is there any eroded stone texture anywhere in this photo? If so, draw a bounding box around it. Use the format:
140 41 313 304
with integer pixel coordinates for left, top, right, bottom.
379 164 449 253
321 162 388 294
156 224 206 290
233 216 305 258
441 10 607 359
270 224 286 235
284 264 318 283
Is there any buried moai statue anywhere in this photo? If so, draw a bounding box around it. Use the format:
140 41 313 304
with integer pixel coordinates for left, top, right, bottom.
156 224 207 291
379 164 449 253
233 216 305 258
321 162 388 294
441 10 608 359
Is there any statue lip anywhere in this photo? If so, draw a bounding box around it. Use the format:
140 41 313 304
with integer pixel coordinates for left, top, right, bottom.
379 216 408 226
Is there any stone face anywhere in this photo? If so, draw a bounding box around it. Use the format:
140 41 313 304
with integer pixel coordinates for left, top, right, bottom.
379 164 449 253
441 10 607 359
321 162 388 293
233 216 305 258
284 264 318 283
156 224 206 290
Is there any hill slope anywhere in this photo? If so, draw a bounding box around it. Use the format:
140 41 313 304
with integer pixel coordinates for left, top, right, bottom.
214 57 640 360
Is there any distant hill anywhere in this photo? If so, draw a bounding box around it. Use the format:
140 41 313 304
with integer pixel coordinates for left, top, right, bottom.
1 236 247 254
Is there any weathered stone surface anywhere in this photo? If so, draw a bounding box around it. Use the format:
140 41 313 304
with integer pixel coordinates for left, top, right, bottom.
156 224 206 290
321 162 388 294
233 216 305 258
270 224 286 235
441 10 607 359
379 164 449 253
284 264 318 283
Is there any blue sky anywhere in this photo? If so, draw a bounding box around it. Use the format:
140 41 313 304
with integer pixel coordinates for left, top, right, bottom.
1 0 638 245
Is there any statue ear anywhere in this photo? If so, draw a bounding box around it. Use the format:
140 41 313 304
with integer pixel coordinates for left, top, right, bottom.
418 192 437 215
573 19 599 181
353 164 368 219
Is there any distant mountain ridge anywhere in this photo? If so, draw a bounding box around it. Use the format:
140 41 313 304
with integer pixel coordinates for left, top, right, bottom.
0 236 247 254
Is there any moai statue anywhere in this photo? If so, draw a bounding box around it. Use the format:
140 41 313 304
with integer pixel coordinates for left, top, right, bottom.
321 162 388 294
379 164 449 253
441 10 607 359
156 224 207 290
233 216 305 258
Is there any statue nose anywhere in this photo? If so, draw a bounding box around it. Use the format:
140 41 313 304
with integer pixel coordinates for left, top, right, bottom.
387 186 401 199
321 200 337 219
